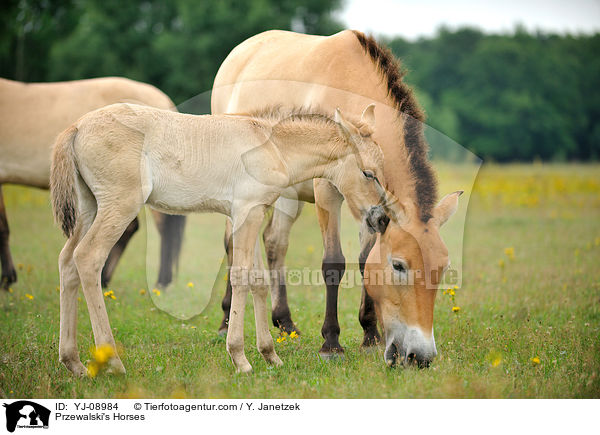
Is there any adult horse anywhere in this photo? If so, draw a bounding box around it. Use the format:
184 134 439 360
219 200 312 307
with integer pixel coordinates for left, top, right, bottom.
51 102 391 374
0 77 185 289
212 30 462 366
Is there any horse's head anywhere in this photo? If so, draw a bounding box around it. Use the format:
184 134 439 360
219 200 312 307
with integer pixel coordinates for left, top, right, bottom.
332 104 389 232
365 191 462 367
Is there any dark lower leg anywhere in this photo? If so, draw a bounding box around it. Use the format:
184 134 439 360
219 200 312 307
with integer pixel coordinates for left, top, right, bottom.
358 234 380 347
101 217 139 287
0 186 16 290
219 222 233 334
319 253 345 356
156 214 186 288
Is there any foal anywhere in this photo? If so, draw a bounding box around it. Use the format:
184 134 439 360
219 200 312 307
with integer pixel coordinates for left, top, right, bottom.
51 102 388 375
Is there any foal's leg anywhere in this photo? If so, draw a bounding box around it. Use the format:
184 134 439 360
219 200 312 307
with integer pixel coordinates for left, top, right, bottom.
250 238 282 366
58 222 89 376
101 217 139 287
314 180 345 358
0 186 17 289
73 203 141 374
357 225 380 348
263 197 304 333
227 205 267 373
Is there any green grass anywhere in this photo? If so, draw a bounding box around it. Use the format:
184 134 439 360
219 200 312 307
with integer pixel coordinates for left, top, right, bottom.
1 163 599 398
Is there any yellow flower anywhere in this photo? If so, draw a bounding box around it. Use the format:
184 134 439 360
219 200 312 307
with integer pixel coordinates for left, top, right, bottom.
504 247 515 260
139 289 146 295
289 331 298 339
306 245 315 254
448 289 455 296
452 306 460 313
87 361 99 378
8 288 14 293
25 293 34 300
223 273 228 282
103 290 116 300
152 288 161 296
491 356 502 367
187 282 194 288
453 285 459 290
276 336 285 343
531 356 541 365
91 344 115 365
498 259 505 268
595 237 600 247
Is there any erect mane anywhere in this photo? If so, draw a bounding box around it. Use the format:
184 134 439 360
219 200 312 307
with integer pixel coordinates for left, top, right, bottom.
241 105 372 135
352 30 438 222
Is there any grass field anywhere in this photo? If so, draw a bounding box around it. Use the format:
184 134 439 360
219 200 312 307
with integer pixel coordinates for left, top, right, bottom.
0 163 599 398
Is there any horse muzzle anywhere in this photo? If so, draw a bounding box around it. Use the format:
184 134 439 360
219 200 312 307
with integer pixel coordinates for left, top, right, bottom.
384 324 437 368
365 205 389 233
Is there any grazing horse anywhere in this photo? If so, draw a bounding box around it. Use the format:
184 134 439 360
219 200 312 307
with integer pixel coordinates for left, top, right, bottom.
212 30 462 366
0 77 185 290
51 102 392 374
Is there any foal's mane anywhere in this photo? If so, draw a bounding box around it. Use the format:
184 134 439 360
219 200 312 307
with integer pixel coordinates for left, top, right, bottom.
352 30 438 222
244 105 372 136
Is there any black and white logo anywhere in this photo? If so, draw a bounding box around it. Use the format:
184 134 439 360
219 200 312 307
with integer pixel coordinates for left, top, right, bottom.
3 401 50 432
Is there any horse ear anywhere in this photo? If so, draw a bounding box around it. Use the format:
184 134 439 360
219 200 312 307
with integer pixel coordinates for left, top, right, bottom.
241 141 290 188
334 107 360 139
432 191 463 227
360 104 376 131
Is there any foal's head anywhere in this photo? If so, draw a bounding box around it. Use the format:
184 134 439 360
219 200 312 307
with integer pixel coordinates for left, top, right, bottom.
330 104 389 227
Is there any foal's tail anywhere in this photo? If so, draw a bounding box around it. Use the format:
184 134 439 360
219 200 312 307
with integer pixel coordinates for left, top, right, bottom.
50 125 79 238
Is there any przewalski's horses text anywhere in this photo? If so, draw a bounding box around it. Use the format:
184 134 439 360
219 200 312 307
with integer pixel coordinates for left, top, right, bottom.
212 30 462 366
51 102 391 374
0 77 185 290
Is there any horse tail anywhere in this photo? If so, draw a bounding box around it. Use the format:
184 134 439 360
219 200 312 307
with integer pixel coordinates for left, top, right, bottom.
50 125 79 238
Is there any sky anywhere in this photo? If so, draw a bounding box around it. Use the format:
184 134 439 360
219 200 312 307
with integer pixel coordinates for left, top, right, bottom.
337 0 600 39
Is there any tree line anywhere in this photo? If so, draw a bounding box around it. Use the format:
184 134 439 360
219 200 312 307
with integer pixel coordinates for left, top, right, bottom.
1 1 597 161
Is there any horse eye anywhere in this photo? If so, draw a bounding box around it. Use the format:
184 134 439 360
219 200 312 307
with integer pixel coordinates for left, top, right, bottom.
362 170 375 180
392 260 407 273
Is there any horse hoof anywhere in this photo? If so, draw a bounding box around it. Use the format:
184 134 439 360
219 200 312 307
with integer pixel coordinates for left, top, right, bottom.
218 327 228 337
360 333 381 349
107 358 126 375
274 319 300 336
61 359 87 377
1 270 17 290
236 363 253 374
318 348 345 361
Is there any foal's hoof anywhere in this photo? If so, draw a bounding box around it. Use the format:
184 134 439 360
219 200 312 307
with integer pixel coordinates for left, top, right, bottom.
218 326 228 337
236 363 253 374
107 358 126 375
62 359 87 377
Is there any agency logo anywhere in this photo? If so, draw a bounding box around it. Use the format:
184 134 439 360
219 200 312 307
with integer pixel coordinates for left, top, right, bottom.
2 401 50 433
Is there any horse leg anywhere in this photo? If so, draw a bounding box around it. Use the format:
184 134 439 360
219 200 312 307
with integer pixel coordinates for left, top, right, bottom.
0 186 17 290
358 223 380 348
227 205 266 373
58 215 92 376
314 179 345 358
101 217 139 287
153 211 186 288
263 197 304 334
250 237 282 366
73 202 140 374
218 218 234 335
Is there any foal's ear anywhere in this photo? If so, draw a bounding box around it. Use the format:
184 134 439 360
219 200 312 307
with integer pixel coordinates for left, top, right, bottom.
241 141 290 188
334 107 360 138
360 104 376 132
432 190 463 227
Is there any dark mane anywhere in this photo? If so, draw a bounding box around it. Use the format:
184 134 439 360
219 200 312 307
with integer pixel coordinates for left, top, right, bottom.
352 30 438 222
